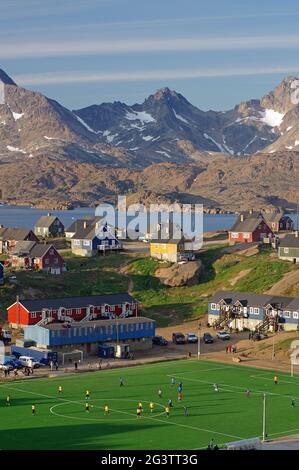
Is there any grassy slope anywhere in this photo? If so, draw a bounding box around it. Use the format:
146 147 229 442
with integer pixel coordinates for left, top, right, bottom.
0 252 130 323
1 359 299 450
127 246 295 326
0 246 296 327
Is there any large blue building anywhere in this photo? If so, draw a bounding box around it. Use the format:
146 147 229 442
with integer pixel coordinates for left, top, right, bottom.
208 290 299 332
24 316 156 358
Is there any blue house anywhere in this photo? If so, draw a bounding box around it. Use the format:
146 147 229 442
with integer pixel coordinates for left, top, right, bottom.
208 290 299 333
71 222 122 257
24 316 156 358
0 262 4 285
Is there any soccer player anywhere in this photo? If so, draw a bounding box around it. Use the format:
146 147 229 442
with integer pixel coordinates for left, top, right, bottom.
138 401 143 411
119 377 124 387
178 384 182 393
291 397 296 408
178 391 182 401
85 390 90 400
85 402 90 413
104 404 109 415
137 407 142 418
149 402 155 413
58 386 63 394
274 376 278 385
171 377 176 386
32 404 36 415
168 399 173 408
158 388 163 398
213 383 219 392
6 395 11 406
184 406 188 417
165 406 170 418
245 389 251 398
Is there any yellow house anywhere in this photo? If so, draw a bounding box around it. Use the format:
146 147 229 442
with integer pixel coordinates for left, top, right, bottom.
150 239 185 263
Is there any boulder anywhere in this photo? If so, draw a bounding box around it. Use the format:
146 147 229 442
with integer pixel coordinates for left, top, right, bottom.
155 260 203 287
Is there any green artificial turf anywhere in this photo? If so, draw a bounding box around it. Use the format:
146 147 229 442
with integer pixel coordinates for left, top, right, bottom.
1 359 299 450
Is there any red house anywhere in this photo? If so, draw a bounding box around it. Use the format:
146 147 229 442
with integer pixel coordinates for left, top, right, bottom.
8 293 138 328
9 242 65 274
229 211 273 244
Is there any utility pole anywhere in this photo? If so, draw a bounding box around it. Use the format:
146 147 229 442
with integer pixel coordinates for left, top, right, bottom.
262 393 267 442
272 330 275 361
197 325 201 359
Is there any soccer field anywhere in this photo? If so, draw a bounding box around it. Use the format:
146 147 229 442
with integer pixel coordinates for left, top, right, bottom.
1 359 299 450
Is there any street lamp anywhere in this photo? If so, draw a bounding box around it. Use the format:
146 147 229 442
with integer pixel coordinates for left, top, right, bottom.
262 393 267 442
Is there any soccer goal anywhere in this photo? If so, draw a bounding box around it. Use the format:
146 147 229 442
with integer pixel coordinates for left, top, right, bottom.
61 349 84 366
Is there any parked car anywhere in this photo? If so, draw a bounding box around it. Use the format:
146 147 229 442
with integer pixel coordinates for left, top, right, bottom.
203 332 214 344
186 333 198 343
172 332 186 344
0 361 14 371
5 356 23 369
18 356 42 369
217 331 230 341
152 336 168 346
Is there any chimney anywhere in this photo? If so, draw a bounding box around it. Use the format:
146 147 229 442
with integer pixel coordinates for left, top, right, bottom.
249 209 253 215
83 221 87 229
240 214 244 222
47 212 51 217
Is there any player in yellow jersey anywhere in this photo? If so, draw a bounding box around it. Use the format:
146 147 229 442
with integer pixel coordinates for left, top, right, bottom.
32 404 36 415
149 402 155 413
137 407 142 418
58 385 63 394
104 404 109 415
165 406 170 418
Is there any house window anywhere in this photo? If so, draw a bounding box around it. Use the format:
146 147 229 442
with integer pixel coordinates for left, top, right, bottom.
293 312 299 319
231 232 239 239
284 248 289 254
67 309 72 315
74 240 81 245
76 308 81 315
253 308 259 315
45 259 49 265
211 303 217 310
249 307 254 314
243 232 251 239
31 312 37 319
284 311 291 318
49 249 54 255
83 240 90 246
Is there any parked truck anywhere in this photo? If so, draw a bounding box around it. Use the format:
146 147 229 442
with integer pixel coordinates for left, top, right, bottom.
11 345 58 365
0 327 12 344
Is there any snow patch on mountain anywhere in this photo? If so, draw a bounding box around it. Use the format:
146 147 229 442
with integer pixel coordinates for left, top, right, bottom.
125 110 156 124
75 114 97 134
12 112 23 121
261 109 284 127
7 145 26 153
204 133 226 153
172 108 188 124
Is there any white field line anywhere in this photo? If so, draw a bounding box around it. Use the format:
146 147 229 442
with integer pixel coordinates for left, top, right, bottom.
166 374 299 399
250 374 299 386
2 383 243 441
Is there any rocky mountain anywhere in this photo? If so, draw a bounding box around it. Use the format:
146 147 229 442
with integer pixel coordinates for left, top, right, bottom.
1 67 299 211
74 77 299 159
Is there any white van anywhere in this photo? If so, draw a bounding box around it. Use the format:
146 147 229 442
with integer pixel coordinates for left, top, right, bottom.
19 356 41 368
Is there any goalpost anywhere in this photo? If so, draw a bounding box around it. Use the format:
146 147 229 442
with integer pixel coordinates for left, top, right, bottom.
61 349 84 366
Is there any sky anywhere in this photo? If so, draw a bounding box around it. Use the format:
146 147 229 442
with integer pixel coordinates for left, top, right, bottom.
0 0 299 110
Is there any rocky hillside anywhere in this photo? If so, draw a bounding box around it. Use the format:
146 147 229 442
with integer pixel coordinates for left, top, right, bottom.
1 68 299 210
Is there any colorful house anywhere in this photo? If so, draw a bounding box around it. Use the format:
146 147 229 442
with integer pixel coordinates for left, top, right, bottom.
8 293 138 328
278 233 299 263
149 222 196 263
229 211 273 244
9 241 65 273
0 227 38 254
0 262 4 285
208 290 299 332
71 222 121 257
263 212 294 232
65 216 103 240
34 215 65 238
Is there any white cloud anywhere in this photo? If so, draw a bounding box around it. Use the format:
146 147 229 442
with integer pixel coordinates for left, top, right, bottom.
2 34 299 59
15 65 299 86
